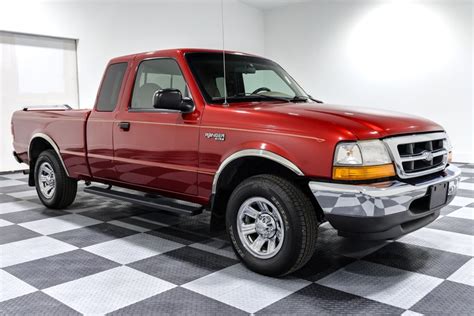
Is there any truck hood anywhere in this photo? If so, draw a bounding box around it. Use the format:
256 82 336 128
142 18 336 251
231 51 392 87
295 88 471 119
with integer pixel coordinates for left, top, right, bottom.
238 102 444 140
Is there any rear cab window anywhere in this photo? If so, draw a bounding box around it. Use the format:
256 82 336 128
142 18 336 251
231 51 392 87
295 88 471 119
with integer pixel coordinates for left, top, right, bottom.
96 62 128 112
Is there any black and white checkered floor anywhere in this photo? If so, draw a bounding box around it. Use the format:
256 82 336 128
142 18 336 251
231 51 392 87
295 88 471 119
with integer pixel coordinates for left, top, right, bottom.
1 164 473 315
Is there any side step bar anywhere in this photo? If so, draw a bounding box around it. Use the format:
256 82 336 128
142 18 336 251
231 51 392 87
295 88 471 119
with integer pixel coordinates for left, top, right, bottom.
84 186 203 216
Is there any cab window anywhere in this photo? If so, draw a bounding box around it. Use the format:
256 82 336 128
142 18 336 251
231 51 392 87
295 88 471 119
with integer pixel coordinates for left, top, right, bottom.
131 58 188 109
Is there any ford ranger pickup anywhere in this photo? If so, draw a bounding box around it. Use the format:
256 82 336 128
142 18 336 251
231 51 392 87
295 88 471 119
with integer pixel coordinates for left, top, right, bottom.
11 48 461 276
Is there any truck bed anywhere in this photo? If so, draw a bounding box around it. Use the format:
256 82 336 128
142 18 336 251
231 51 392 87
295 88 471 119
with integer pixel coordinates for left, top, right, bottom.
11 108 91 179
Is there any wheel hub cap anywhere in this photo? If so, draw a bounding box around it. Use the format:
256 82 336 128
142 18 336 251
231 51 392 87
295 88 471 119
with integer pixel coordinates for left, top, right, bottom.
255 214 277 239
236 197 285 259
38 162 56 199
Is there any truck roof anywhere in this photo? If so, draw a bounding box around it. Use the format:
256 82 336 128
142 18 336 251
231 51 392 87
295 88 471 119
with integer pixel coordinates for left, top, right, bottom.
109 48 260 64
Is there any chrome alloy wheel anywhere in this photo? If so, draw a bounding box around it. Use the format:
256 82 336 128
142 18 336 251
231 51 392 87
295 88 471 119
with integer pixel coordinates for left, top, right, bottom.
38 162 56 199
236 197 285 259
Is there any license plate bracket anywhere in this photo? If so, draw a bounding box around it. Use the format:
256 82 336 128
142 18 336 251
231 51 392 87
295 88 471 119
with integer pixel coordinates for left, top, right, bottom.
428 182 448 209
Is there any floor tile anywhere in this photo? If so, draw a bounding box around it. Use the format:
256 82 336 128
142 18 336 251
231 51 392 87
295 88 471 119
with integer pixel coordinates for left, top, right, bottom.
0 225 41 245
364 242 471 279
0 236 77 268
189 237 237 260
8 189 38 198
79 207 150 222
317 261 443 309
0 172 27 180
0 193 18 203
256 283 404 315
107 219 152 232
0 291 80 315
0 207 67 224
0 218 13 227
0 270 37 302
456 189 474 198
182 264 311 313
450 196 474 207
459 168 474 174
0 184 30 194
317 224 390 259
0 179 26 188
129 246 238 285
19 214 101 235
50 223 138 248
447 258 474 287
411 281 474 315
147 225 210 245
447 206 474 220
440 204 462 216
294 248 356 282
458 182 474 191
43 266 176 315
84 233 184 264
109 286 247 316
401 311 423 316
4 249 120 289
427 216 474 235
134 212 184 227
0 201 42 214
399 228 474 256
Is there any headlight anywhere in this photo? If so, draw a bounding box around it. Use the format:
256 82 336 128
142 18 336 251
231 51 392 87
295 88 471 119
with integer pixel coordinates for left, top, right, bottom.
333 140 395 180
443 135 453 163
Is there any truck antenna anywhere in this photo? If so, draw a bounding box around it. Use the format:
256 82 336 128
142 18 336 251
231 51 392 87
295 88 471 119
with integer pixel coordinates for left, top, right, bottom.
221 0 228 107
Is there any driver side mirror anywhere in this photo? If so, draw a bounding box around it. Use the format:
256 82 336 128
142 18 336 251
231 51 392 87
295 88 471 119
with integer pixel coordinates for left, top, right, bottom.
153 88 194 113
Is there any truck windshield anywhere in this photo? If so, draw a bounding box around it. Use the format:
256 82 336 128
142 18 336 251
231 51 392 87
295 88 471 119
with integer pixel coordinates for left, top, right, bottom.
186 52 309 104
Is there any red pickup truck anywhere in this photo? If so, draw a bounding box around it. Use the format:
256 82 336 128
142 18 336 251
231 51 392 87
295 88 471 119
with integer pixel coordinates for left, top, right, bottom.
11 48 461 276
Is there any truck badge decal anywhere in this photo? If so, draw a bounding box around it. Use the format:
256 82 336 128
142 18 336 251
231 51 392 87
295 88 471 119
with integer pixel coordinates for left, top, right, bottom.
205 132 226 142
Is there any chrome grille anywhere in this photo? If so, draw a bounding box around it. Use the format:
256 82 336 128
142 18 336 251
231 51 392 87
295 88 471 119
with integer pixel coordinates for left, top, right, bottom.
383 132 449 179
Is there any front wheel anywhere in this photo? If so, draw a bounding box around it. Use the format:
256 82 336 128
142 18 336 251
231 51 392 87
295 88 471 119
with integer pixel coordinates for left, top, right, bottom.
226 174 318 276
34 149 77 209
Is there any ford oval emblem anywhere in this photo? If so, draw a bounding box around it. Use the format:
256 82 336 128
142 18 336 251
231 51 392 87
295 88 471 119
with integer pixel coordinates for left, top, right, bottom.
423 151 434 162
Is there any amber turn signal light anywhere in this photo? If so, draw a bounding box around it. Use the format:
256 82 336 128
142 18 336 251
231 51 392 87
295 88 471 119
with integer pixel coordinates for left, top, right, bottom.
333 164 396 181
448 151 453 163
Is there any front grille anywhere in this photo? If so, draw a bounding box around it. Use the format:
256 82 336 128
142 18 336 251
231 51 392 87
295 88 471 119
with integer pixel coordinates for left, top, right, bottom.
383 132 449 179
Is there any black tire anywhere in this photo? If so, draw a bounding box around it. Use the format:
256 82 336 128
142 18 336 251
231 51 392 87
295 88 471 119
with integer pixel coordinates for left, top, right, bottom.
34 149 77 209
226 174 318 276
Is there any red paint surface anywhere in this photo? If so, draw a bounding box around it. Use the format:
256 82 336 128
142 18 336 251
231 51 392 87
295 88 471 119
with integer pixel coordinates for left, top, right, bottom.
11 49 444 204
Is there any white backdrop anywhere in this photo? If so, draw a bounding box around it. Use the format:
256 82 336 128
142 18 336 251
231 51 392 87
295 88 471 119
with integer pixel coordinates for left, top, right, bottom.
264 0 473 162
0 32 79 171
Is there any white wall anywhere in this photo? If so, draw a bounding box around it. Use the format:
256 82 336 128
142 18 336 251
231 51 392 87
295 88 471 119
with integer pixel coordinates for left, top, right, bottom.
0 0 264 108
264 0 473 162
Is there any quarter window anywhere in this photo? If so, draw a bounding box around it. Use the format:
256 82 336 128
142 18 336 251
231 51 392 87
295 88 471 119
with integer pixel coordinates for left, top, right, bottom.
96 63 127 112
131 59 188 109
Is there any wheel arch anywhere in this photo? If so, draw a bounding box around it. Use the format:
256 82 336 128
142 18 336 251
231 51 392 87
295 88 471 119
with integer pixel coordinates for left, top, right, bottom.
28 133 69 185
209 149 322 231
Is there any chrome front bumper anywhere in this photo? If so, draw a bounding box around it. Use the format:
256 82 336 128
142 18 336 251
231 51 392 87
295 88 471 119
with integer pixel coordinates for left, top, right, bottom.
309 164 461 240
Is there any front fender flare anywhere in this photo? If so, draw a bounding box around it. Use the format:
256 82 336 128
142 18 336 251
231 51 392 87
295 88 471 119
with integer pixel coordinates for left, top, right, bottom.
211 149 304 195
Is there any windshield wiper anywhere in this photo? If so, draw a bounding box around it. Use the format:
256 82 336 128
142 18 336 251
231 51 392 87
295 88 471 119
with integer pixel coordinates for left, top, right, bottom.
238 93 290 102
308 95 323 103
213 93 290 103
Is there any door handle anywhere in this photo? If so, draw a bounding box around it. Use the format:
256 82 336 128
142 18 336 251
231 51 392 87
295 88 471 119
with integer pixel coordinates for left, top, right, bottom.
118 121 130 131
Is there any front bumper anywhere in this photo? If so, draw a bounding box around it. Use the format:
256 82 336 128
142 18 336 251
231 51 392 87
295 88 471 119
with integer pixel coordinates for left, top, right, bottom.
309 164 461 240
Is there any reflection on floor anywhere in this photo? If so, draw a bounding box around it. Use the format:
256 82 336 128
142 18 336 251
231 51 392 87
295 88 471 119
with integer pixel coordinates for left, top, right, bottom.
0 163 473 315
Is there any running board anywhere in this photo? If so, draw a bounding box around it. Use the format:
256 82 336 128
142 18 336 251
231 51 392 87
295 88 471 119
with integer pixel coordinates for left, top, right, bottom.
84 186 203 216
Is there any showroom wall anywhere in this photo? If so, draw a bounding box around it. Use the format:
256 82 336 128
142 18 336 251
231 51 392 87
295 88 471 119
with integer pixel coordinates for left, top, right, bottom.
0 0 264 108
264 0 473 162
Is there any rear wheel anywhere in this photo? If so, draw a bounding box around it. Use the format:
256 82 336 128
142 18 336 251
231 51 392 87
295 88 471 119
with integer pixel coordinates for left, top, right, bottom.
34 149 77 209
226 174 318 276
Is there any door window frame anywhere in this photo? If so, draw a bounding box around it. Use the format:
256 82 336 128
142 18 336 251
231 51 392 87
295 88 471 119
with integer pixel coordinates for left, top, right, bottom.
128 57 193 113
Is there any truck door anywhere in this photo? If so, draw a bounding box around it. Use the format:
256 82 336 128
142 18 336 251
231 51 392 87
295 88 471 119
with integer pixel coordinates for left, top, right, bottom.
87 62 128 180
113 57 200 196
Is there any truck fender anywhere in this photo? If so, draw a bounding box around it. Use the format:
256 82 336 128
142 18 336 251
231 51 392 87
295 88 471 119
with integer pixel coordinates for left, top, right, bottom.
28 133 70 178
211 148 304 195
